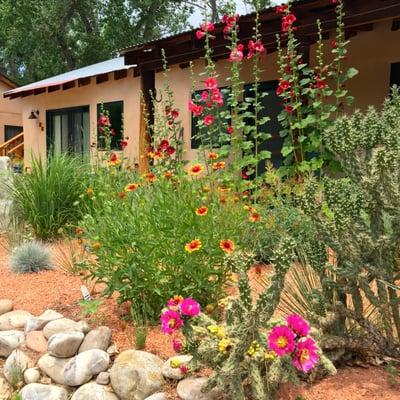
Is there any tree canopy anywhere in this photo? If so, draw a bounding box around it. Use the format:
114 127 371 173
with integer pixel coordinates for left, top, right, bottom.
0 0 271 85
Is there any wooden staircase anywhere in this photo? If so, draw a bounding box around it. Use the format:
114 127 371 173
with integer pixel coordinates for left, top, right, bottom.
0 132 24 159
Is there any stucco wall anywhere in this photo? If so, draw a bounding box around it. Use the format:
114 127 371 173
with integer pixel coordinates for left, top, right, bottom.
0 81 23 144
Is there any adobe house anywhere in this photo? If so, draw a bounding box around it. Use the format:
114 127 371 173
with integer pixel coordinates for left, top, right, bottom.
0 73 23 158
4 0 400 170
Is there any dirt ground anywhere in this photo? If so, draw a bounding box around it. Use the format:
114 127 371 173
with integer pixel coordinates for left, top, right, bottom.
0 239 399 400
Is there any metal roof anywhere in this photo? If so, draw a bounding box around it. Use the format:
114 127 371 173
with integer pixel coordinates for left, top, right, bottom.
4 57 136 98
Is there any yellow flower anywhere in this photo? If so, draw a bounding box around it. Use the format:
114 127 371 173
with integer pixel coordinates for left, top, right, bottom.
170 358 182 368
247 341 260 357
217 327 226 339
92 242 101 251
264 350 277 361
205 304 215 314
212 161 225 171
207 325 219 334
195 206 208 216
218 338 231 353
86 188 94 197
124 183 139 192
188 164 204 176
185 239 202 253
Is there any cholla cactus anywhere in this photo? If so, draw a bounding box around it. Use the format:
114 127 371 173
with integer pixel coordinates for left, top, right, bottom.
299 89 400 358
163 239 335 400
10 241 52 274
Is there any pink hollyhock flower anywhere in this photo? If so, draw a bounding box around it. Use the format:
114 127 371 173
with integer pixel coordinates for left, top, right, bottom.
160 139 169 151
160 310 184 334
172 338 183 352
268 325 295 356
98 115 110 126
205 77 218 90
201 90 209 102
196 30 205 40
282 13 297 32
180 298 201 317
230 44 244 62
203 115 215 126
286 314 310 337
293 338 320 373
276 4 288 14
188 100 204 117
211 88 223 105
222 14 239 34
201 22 215 33
120 140 128 149
171 109 179 119
247 40 265 59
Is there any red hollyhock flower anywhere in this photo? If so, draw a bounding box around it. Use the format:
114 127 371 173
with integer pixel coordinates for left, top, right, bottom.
331 40 337 49
222 14 239 34
201 90 209 102
201 21 215 33
211 89 223 105
278 80 291 92
230 44 244 62
160 139 169 151
282 13 297 32
227 125 234 134
276 4 288 14
316 79 327 90
196 30 205 40
98 115 110 126
110 128 116 136
188 100 204 117
285 105 294 114
109 152 118 162
205 77 218 90
171 109 179 119
120 140 128 149
247 39 265 59
204 115 214 126
166 146 176 155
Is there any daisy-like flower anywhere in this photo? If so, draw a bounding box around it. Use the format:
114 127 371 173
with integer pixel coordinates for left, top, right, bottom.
220 239 235 253
92 242 101 251
145 172 157 183
208 152 219 160
292 338 319 373
185 239 202 253
117 191 126 199
164 170 174 179
188 164 204 176
160 310 184 334
212 161 226 170
218 338 232 353
195 206 208 216
180 298 201 317
286 314 310 337
268 325 295 356
86 187 94 197
108 153 121 166
249 212 262 222
125 183 139 192
167 295 184 311
75 227 84 235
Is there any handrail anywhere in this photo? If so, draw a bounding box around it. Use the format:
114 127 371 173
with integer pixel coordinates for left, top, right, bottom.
0 132 24 157
0 132 23 149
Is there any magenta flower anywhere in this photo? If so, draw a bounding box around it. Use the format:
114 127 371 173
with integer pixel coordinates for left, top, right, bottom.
172 338 183 353
292 338 320 373
286 314 310 337
268 325 295 356
160 310 184 334
180 298 201 317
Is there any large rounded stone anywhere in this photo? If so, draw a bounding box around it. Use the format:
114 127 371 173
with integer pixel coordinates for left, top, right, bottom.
0 299 13 316
24 368 40 384
177 377 220 400
71 382 119 400
64 349 110 386
24 309 63 334
48 332 84 358
20 383 69 400
43 318 86 339
79 326 112 353
162 355 193 380
26 330 47 353
145 393 167 400
0 310 32 331
4 349 33 385
0 330 25 357
37 353 71 385
110 350 164 400
96 371 110 385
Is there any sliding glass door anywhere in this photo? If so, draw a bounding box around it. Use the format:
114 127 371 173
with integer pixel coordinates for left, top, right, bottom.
46 106 90 156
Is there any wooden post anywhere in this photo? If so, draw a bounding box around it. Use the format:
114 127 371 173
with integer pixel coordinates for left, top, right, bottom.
138 69 155 173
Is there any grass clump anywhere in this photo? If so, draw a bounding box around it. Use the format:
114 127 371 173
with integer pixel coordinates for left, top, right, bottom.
9 241 52 273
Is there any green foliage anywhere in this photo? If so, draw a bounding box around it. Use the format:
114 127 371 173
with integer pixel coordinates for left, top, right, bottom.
385 360 399 387
80 175 249 322
79 299 103 317
9 241 52 274
10 154 88 240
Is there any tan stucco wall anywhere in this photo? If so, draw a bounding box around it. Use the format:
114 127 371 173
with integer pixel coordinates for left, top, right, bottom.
19 73 141 166
11 20 400 166
0 81 23 144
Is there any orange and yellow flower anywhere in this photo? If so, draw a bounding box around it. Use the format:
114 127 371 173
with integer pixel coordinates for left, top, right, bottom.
217 186 230 193
212 161 226 170
195 206 208 216
117 191 126 199
188 164 204 176
86 188 94 197
164 170 174 179
208 152 219 160
220 239 235 254
75 227 84 235
92 242 101 251
125 183 139 192
145 172 157 183
249 212 262 222
185 239 202 253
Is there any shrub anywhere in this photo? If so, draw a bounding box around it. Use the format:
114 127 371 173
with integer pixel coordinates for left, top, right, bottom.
9 241 52 273
10 154 88 240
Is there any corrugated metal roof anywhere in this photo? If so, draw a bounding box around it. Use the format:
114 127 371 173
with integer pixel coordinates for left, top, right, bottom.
4 57 136 97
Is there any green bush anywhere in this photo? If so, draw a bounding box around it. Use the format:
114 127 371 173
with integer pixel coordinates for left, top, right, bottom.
10 241 52 273
10 154 88 240
81 175 250 322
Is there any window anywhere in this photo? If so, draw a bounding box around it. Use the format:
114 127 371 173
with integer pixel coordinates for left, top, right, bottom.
390 62 400 89
4 125 23 142
97 101 124 150
191 87 231 149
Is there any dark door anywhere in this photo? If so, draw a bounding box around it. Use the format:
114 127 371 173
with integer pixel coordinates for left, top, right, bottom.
4 125 23 142
46 106 90 155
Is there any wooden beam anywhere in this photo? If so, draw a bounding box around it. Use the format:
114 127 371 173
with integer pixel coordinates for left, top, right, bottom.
62 81 75 90
96 73 109 84
78 77 91 87
33 88 46 95
48 85 60 93
114 69 128 80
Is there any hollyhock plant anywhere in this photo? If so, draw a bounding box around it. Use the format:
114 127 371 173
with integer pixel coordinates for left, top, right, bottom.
229 44 244 62
204 115 215 126
205 77 218 90
161 310 184 334
293 338 320 373
160 139 169 150
286 314 310 337
282 13 297 32
196 30 205 40
188 100 204 117
247 40 265 59
268 325 295 356
180 298 201 317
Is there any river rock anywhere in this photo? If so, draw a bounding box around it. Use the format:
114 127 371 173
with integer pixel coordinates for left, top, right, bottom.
162 355 193 380
0 299 13 316
48 332 84 358
64 349 110 386
145 393 167 400
0 330 25 357
96 371 110 385
20 383 69 400
110 350 164 400
79 326 112 353
3 349 33 384
43 318 86 339
37 353 71 385
0 310 32 331
0 376 11 399
24 309 63 334
71 382 119 400
26 330 47 353
24 368 40 384
177 377 220 400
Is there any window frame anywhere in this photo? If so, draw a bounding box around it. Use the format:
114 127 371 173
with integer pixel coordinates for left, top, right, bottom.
96 100 124 150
